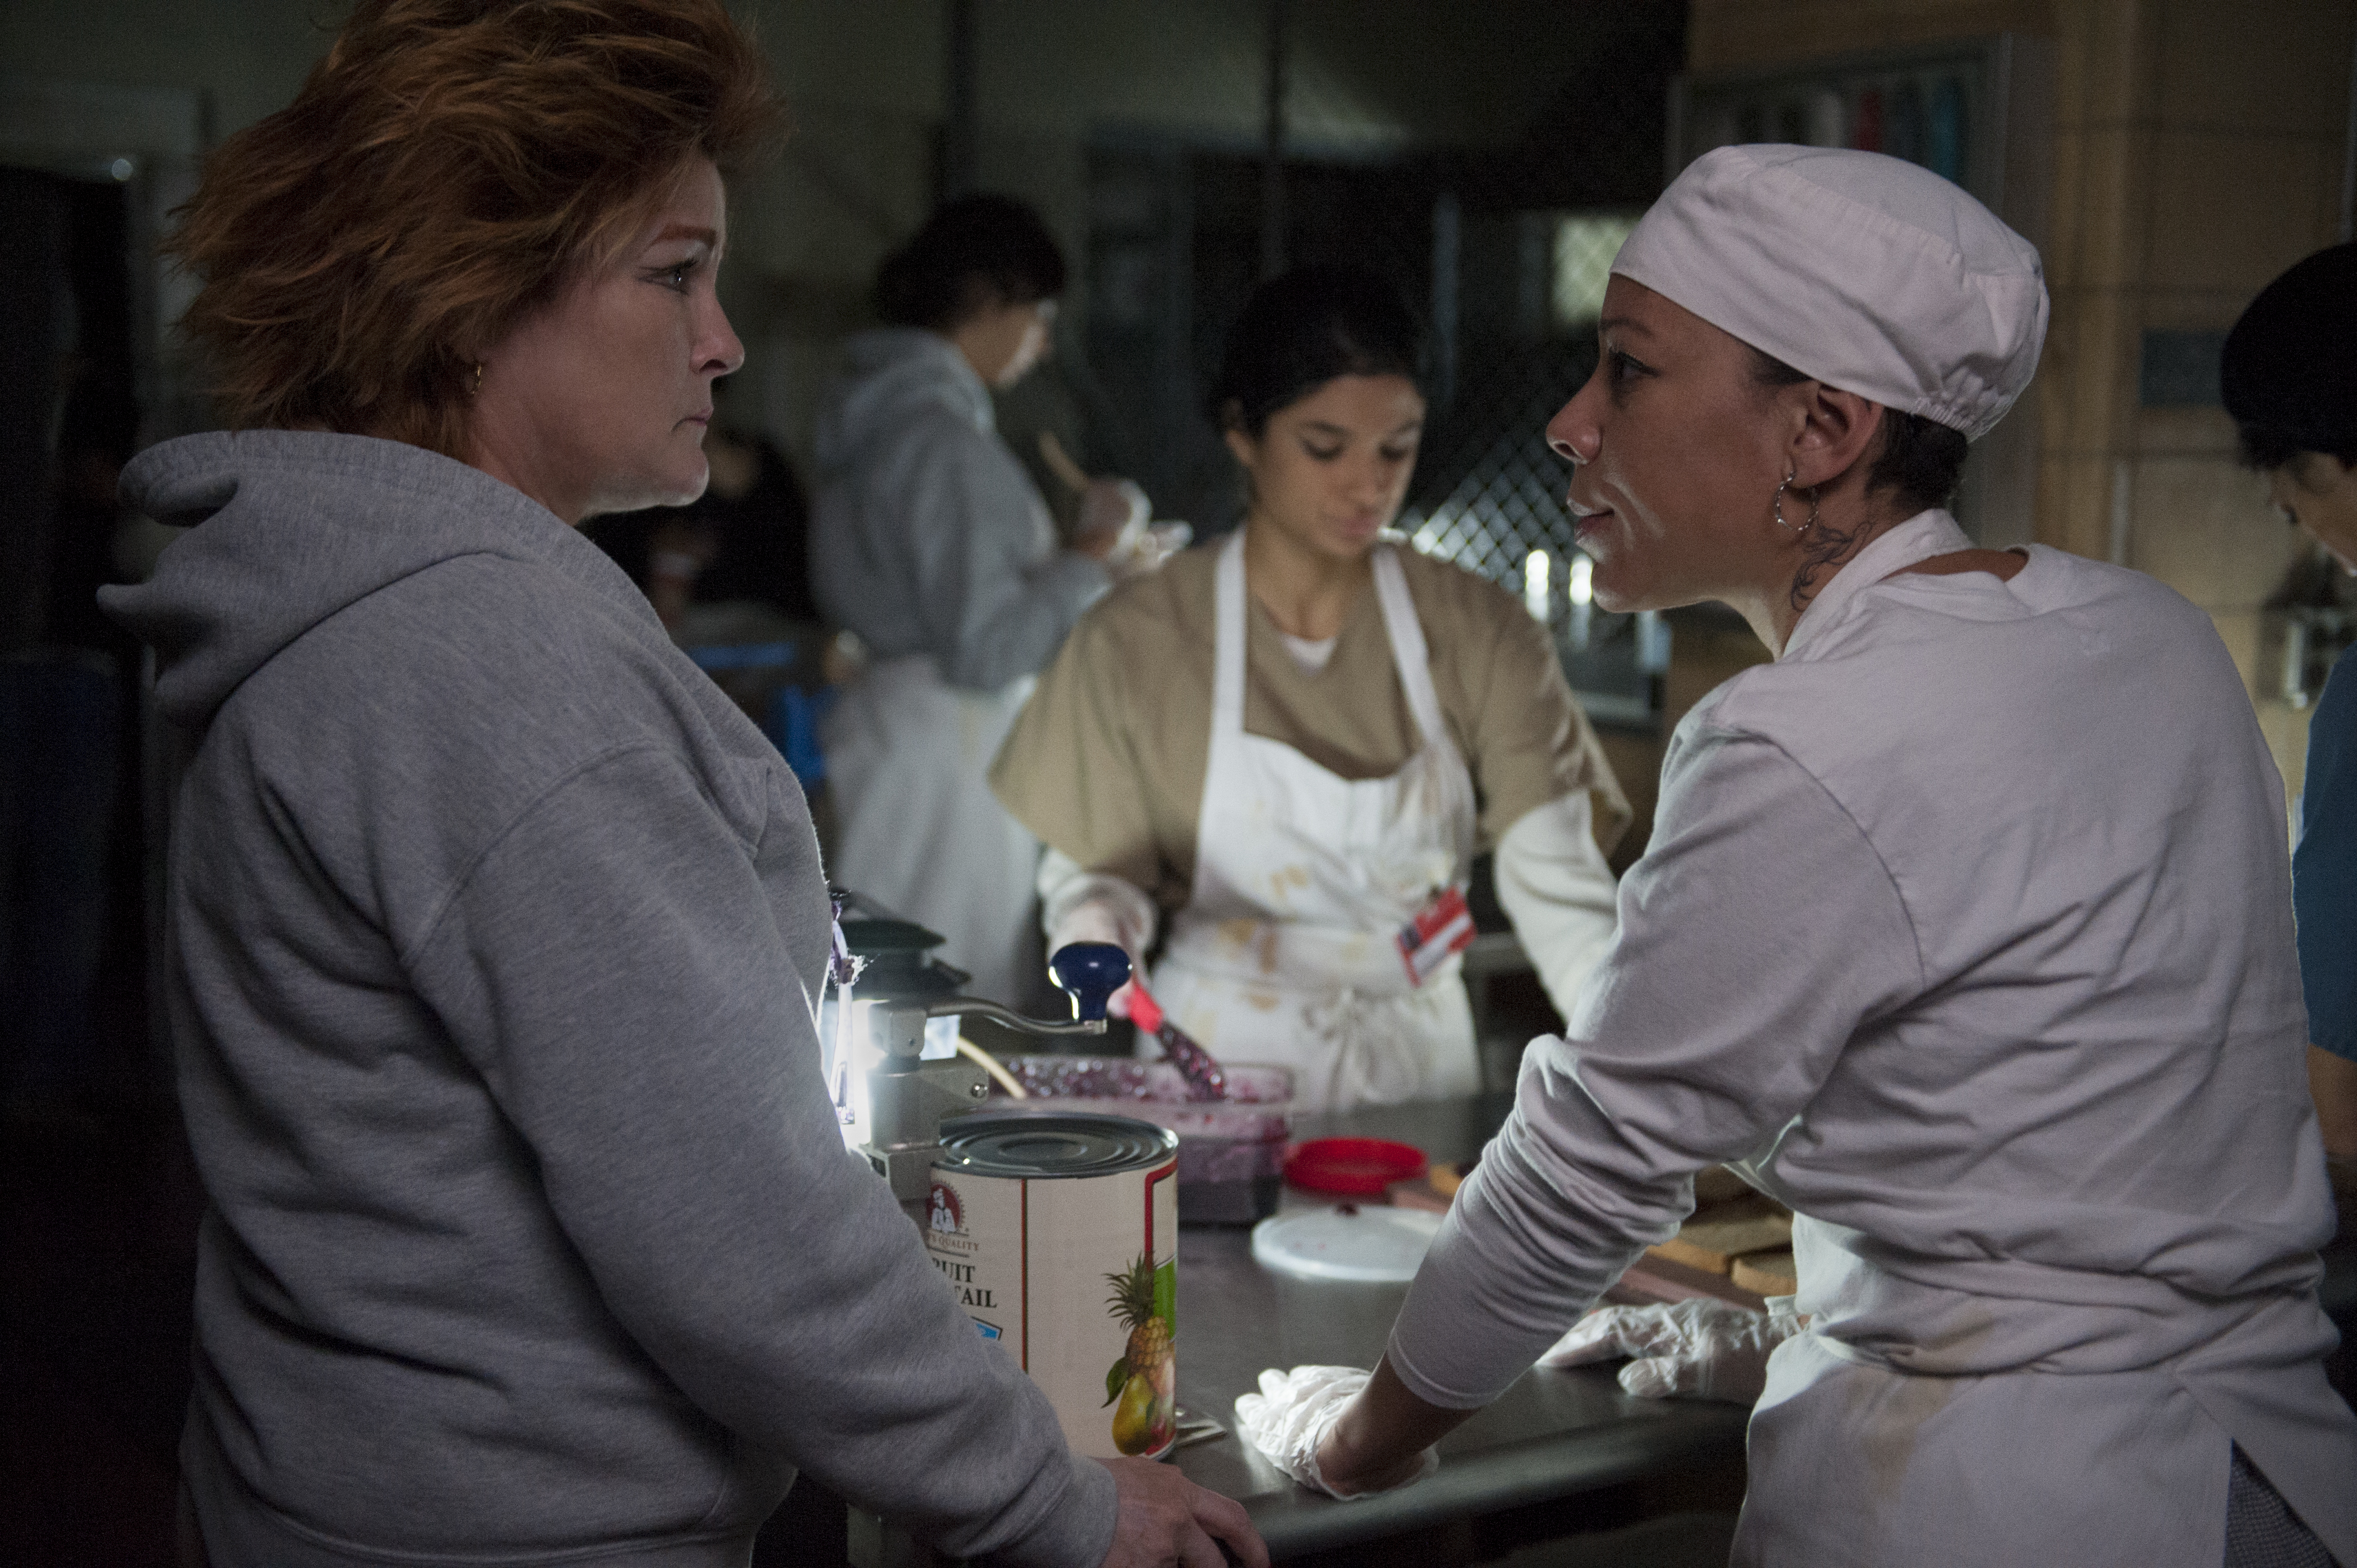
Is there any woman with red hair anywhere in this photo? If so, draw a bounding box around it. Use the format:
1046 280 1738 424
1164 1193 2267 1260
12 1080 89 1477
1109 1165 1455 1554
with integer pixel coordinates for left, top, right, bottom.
101 6 1262 1567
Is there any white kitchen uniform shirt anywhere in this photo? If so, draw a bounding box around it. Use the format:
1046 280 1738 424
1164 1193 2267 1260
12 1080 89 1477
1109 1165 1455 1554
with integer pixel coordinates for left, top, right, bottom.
1387 511 2357 1566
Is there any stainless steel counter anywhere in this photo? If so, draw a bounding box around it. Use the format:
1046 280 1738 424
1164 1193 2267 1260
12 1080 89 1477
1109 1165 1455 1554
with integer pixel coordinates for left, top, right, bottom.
1165 1095 1748 1560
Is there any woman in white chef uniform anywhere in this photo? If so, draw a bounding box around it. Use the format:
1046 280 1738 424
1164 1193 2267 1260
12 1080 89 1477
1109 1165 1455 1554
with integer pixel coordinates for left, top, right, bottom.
991 266 1629 1113
1234 149 2357 1566
812 195 1157 1003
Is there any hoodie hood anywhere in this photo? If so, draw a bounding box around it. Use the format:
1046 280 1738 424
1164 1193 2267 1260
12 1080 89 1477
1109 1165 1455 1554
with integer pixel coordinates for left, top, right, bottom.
811 328 993 481
102 430 641 731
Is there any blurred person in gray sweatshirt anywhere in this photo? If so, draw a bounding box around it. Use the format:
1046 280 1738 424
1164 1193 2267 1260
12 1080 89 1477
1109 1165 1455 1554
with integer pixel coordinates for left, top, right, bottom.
811 197 1167 1006
97 6 1264 1568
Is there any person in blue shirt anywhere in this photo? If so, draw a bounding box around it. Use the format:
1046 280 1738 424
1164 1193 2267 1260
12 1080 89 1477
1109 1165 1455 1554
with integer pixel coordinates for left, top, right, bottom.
2224 241 2357 1218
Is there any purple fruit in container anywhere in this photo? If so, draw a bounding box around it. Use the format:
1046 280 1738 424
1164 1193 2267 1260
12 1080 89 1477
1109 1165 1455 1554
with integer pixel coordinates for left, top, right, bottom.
994 1057 1294 1224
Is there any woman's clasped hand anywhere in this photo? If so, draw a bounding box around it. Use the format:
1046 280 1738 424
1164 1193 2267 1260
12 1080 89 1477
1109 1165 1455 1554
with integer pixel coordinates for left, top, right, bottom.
1097 1457 1269 1568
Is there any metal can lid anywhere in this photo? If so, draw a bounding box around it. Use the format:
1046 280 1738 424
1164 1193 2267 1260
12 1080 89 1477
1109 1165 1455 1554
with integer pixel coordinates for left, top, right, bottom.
938 1112 1179 1178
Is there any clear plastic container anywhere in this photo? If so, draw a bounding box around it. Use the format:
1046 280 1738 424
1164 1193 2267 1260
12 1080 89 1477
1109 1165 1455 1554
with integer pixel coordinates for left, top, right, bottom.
986 1057 1295 1225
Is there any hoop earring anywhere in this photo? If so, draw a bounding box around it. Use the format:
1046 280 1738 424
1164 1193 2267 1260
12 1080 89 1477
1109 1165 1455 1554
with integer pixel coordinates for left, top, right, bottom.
469 362 484 398
1773 469 1819 537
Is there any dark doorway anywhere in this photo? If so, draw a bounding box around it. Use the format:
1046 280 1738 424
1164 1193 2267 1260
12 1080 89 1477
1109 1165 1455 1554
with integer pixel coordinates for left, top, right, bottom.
1 165 152 1117
1 165 189 1568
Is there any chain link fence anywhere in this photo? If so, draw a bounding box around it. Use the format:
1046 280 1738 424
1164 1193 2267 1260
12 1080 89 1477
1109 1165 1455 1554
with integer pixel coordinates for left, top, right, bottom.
1067 1 1689 728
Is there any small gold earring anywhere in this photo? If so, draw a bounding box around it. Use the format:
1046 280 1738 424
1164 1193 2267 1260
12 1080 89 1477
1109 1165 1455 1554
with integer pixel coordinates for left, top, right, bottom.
470 362 485 397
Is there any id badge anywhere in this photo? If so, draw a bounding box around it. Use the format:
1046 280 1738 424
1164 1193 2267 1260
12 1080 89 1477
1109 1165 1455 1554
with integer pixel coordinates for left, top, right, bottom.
1397 885 1476 987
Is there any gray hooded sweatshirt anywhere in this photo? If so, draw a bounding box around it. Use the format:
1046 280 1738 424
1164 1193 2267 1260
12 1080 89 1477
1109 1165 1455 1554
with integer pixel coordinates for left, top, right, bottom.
101 432 1115 1568
810 329 1105 693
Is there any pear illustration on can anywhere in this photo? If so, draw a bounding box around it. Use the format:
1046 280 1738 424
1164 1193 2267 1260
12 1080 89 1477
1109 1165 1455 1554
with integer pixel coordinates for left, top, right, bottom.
1102 1253 1177 1454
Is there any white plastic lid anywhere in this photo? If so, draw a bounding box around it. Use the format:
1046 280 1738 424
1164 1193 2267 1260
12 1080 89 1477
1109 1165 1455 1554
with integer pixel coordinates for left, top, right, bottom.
1250 1205 1443 1283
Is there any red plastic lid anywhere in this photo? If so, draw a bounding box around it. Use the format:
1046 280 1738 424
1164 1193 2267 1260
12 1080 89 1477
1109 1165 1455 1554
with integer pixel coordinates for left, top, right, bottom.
1284 1137 1428 1195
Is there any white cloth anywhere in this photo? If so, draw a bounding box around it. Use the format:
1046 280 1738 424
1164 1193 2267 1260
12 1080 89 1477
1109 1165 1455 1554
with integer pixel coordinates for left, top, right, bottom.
1149 534 1480 1114
1541 1299 1803 1402
811 330 1105 1002
821 656 1039 1004
1491 791 1620 1025
1612 146 2047 440
1232 1366 1438 1499
1387 511 2357 1567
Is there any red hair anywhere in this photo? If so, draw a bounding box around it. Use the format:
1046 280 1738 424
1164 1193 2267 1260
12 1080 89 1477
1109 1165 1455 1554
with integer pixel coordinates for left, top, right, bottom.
167 0 779 459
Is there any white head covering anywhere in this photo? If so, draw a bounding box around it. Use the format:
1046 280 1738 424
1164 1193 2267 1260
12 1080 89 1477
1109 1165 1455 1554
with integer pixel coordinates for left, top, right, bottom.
1610 145 2047 441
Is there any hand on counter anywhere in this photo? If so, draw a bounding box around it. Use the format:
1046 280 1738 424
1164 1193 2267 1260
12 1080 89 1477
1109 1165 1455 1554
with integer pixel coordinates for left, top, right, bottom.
1237 1360 1448 1500
1095 1455 1267 1568
1540 1298 1804 1404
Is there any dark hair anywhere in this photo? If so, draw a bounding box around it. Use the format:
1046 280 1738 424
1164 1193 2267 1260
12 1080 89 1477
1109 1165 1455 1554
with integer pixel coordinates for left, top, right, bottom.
2222 241 2357 473
2237 424 2357 472
873 194 1066 332
168 0 779 461
1210 265 1425 436
1747 349 1970 515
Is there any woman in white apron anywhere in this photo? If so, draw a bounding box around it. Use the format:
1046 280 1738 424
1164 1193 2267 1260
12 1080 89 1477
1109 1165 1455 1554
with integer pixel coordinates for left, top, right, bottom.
991 266 1629 1112
1159 532 1480 1111
811 195 1155 1003
1238 148 2357 1568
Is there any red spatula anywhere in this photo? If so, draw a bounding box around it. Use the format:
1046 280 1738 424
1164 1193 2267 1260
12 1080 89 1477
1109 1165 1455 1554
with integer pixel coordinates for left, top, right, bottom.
1124 982 1227 1102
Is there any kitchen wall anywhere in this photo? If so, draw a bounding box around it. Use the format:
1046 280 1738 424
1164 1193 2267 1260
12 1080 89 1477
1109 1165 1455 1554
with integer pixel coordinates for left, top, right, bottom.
19 1 2345 790
1687 0 2356 803
0 0 954 467
2040 0 2352 801
2 0 1645 473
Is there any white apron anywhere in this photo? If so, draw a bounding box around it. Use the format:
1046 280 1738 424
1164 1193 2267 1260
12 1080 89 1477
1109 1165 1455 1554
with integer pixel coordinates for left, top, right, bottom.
821 654 1038 1005
1149 534 1480 1113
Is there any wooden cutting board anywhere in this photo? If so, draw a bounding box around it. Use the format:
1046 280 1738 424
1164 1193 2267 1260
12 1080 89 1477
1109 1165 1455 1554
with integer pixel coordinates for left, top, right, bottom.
1730 1248 1797 1297
1647 1197 1793 1275
1607 1253 1767 1311
1386 1160 1469 1214
1388 1162 1794 1288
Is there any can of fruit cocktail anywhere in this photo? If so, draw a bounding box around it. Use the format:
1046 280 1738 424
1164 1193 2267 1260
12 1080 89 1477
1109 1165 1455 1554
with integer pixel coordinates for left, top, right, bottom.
925 1113 1179 1459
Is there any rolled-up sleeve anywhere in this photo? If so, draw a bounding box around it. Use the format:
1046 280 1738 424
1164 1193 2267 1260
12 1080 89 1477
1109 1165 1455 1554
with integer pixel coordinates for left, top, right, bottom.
1385 726 1923 1408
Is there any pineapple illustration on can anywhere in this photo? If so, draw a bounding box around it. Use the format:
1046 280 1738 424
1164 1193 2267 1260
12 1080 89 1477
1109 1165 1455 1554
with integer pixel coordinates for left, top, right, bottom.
928 1113 1180 1459
1103 1253 1177 1454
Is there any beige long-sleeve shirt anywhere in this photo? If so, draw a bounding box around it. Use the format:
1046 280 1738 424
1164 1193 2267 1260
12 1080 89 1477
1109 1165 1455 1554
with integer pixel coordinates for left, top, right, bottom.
989 540 1629 911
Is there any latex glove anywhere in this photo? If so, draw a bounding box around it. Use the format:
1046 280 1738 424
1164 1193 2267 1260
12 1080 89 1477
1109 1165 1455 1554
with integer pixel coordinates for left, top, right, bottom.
1113 519 1191 580
1073 479 1185 582
1072 478 1150 564
1539 1298 1803 1405
1234 1366 1439 1499
1079 475 1151 537
1041 858 1157 1020
1051 898 1138 1020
